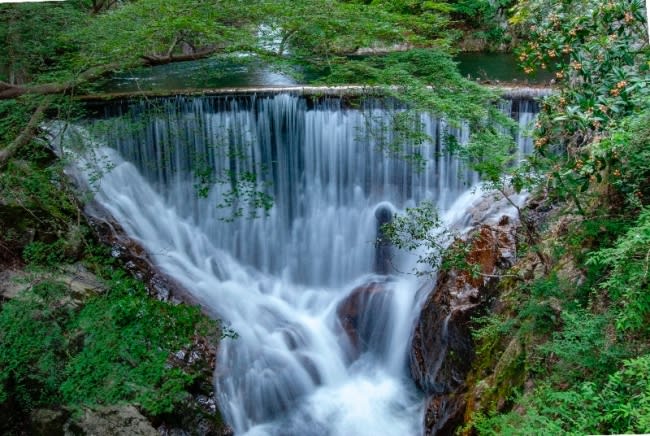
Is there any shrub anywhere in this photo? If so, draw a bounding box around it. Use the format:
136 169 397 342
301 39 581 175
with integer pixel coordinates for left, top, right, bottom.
0 267 218 418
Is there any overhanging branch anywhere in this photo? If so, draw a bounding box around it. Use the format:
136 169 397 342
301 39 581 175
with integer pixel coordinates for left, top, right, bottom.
0 46 223 100
0 97 53 167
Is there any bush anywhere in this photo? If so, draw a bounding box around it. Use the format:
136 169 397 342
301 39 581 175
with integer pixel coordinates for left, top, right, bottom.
61 270 212 415
0 282 71 410
475 355 650 435
23 240 70 267
540 310 626 383
588 208 650 333
0 268 218 419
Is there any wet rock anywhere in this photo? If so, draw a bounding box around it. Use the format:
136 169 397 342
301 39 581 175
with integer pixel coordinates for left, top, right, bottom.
336 280 386 356
461 190 525 229
154 335 230 436
84 202 201 307
409 218 518 435
66 405 158 436
423 395 467 436
374 203 394 275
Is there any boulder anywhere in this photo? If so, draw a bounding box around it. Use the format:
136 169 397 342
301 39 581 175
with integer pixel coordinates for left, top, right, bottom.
336 280 386 357
0 269 26 301
66 406 158 436
409 218 517 435
374 203 394 275
30 408 69 436
0 263 105 303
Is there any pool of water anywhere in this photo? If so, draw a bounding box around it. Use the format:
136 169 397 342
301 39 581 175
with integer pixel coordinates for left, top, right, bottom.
97 52 552 94
455 52 553 83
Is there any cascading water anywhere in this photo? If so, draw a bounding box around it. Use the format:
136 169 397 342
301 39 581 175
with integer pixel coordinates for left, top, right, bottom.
70 93 537 435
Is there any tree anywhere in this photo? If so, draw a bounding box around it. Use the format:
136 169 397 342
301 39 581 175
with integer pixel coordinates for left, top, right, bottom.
511 0 649 212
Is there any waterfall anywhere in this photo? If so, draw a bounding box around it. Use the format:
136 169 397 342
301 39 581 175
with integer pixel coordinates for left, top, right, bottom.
71 93 538 435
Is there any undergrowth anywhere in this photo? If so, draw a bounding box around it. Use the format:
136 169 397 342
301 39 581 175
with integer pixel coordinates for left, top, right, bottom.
466 108 650 435
0 243 220 432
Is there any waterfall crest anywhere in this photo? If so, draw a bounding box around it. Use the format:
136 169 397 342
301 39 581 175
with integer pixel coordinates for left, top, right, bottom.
72 94 538 435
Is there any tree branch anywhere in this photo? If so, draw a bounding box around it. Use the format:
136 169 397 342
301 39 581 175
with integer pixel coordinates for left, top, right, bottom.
0 97 53 167
166 36 180 58
140 45 221 66
0 46 222 100
0 63 124 100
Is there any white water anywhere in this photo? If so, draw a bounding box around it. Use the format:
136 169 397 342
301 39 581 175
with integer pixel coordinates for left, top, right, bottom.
70 94 536 435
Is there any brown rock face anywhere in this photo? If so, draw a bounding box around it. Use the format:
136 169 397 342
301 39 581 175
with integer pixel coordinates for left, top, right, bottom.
336 280 386 358
410 219 517 435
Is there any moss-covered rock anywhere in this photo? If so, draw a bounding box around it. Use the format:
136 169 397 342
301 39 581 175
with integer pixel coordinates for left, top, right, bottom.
409 218 518 435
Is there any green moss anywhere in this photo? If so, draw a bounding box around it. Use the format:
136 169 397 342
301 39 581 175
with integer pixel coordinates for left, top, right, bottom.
0 260 219 421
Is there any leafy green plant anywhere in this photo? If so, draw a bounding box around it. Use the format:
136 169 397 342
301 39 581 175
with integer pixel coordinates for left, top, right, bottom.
23 240 72 267
474 354 650 435
0 262 221 419
540 310 625 382
588 207 650 333
60 271 211 415
0 282 71 409
511 0 649 210
380 200 450 276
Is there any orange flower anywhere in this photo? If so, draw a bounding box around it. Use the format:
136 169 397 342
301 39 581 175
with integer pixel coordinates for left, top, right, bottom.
570 61 582 70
